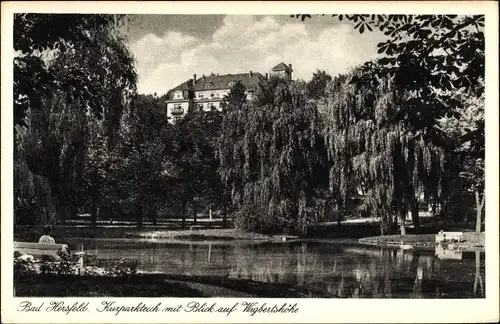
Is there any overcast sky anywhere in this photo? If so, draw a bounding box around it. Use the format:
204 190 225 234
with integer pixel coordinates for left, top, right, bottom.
124 15 386 95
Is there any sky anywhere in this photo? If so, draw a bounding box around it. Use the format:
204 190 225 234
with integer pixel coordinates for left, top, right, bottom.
124 15 386 95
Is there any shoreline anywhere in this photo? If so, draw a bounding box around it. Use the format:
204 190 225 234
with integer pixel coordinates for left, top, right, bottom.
14 221 483 247
358 232 485 252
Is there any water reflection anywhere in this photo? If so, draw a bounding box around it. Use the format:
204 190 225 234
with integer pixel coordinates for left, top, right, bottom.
474 248 484 297
435 244 462 260
66 238 485 298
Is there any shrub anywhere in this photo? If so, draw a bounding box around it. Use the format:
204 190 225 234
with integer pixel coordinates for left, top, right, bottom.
13 251 139 277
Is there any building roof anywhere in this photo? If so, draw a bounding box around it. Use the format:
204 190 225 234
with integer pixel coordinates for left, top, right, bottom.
271 62 291 71
170 72 265 94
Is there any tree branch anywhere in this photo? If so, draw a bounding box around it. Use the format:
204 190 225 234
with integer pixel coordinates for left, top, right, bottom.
423 16 481 57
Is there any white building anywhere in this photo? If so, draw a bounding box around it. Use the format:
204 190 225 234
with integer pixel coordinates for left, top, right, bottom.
165 62 293 121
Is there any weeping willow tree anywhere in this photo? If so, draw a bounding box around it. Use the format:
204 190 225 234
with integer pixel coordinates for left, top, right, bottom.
14 14 137 226
14 92 89 225
14 126 53 225
322 69 448 234
217 78 329 235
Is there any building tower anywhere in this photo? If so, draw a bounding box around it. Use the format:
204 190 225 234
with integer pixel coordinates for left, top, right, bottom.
269 62 293 80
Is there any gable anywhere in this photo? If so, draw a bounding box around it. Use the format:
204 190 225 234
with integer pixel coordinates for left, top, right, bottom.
271 62 289 71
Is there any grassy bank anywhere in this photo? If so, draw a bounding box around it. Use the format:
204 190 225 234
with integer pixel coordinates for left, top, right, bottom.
14 226 298 242
132 228 298 241
15 222 383 242
15 218 479 242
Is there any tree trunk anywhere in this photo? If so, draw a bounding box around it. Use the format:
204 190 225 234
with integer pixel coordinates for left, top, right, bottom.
431 197 438 229
399 218 406 235
181 200 187 229
475 190 485 233
222 201 228 229
379 222 386 236
47 206 57 227
55 206 66 225
90 201 97 229
69 205 78 219
398 207 406 235
410 197 421 234
151 209 157 227
192 199 197 225
90 172 99 229
440 196 449 230
136 206 143 228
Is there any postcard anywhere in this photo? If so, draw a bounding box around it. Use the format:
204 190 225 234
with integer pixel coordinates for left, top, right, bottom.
1 1 498 323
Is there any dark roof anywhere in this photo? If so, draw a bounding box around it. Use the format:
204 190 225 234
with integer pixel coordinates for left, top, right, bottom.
170 72 265 93
271 62 290 71
171 80 189 92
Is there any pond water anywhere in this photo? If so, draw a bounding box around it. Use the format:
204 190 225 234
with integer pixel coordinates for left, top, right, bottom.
65 238 485 298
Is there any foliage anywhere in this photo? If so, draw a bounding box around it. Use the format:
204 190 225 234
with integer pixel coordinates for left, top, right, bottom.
169 110 225 224
14 251 138 277
437 88 485 226
103 258 139 277
106 95 174 225
222 81 247 110
296 14 485 231
321 69 448 234
14 14 138 226
14 14 137 130
14 155 53 225
294 15 484 133
307 70 332 99
254 76 289 106
217 78 329 235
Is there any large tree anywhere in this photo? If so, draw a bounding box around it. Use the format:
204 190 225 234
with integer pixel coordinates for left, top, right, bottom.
321 69 447 234
14 14 137 226
221 81 247 111
217 78 329 235
307 69 332 100
170 110 224 228
296 14 485 231
14 14 137 130
438 87 485 231
106 95 173 227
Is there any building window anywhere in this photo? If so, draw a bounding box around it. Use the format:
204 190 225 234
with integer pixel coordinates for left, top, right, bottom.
210 104 217 111
205 83 213 88
210 93 215 97
228 82 235 88
171 104 184 115
198 93 204 98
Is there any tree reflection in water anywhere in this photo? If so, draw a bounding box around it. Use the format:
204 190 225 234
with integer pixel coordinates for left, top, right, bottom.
474 248 484 297
68 238 485 298
226 242 484 298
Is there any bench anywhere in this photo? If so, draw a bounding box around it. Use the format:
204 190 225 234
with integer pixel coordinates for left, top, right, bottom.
14 242 68 258
435 231 463 243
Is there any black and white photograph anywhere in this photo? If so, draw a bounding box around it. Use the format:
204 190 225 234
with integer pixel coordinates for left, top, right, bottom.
2 1 499 323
